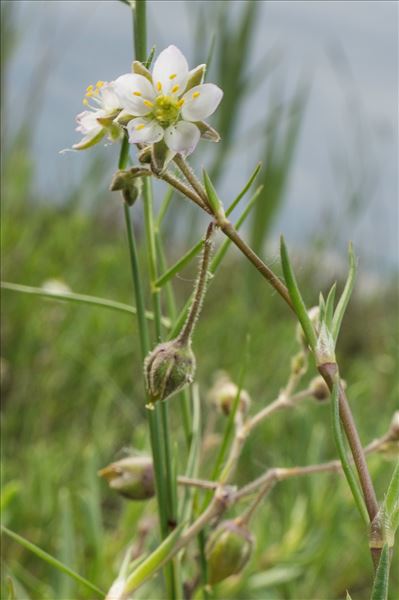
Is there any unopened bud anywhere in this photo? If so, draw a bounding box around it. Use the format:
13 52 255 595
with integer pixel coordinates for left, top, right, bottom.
388 411 399 441
309 376 330 402
205 520 253 585
98 456 154 500
144 339 196 403
208 373 251 416
110 168 150 206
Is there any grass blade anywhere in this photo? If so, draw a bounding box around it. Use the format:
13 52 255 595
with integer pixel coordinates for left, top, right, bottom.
324 282 337 329
155 240 204 288
331 243 357 341
225 162 261 217
0 281 171 327
280 237 317 351
371 543 390 600
1 526 104 597
122 524 184 596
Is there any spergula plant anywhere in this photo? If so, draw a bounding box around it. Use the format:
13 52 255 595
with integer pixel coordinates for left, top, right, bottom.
3 2 397 599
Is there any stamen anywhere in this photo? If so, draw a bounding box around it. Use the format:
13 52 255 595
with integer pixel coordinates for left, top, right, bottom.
177 98 185 107
96 80 104 88
86 85 94 92
169 73 177 80
86 90 94 97
192 92 200 99
143 100 154 107
156 81 162 92
83 98 89 106
135 124 145 131
171 84 180 94
133 91 142 97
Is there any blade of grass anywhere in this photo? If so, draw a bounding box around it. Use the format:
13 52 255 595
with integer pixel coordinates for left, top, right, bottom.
371 543 390 600
1 527 104 597
0 281 171 327
331 243 357 341
280 236 317 351
225 162 261 217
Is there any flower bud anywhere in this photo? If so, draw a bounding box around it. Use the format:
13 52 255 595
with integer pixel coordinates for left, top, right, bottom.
309 376 330 402
110 168 149 206
98 456 155 500
388 411 399 441
208 373 251 416
205 520 253 585
144 339 196 403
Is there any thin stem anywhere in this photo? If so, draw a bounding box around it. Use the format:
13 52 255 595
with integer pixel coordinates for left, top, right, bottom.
220 220 294 310
318 363 379 522
158 170 212 214
246 387 312 432
178 223 214 345
123 203 150 360
174 154 210 208
142 177 162 340
235 432 389 500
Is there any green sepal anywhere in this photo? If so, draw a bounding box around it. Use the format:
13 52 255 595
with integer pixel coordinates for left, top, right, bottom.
185 64 206 91
131 60 153 83
196 121 220 142
151 139 175 174
72 129 106 151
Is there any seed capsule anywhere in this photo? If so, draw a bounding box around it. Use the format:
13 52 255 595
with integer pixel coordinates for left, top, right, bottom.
205 520 254 585
98 456 155 500
309 376 330 402
144 338 196 403
208 372 251 416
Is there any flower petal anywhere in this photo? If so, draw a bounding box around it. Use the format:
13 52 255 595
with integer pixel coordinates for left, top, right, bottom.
164 121 200 156
152 45 189 96
75 110 104 136
127 117 164 144
113 73 156 116
181 84 223 122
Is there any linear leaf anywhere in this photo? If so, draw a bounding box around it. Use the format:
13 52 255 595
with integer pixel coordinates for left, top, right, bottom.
324 282 337 329
331 243 357 341
225 162 261 217
330 383 369 525
1 281 171 327
280 237 317 351
1 527 104 597
371 543 390 600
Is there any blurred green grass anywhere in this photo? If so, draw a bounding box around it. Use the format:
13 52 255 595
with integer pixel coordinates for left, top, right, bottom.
1 2 398 598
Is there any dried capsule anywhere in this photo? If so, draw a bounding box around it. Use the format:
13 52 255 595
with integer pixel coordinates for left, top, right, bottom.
98 456 155 500
144 338 196 403
205 520 253 585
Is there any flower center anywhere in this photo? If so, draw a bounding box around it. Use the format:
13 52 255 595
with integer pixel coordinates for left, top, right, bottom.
153 95 183 126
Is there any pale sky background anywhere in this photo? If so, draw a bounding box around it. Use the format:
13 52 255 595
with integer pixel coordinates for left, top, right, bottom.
4 0 398 273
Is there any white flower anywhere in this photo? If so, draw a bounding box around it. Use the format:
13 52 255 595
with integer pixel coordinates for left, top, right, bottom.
73 81 122 150
113 45 223 157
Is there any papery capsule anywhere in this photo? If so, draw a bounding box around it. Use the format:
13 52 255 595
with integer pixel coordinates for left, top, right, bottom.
205 519 254 585
98 456 154 500
208 372 251 416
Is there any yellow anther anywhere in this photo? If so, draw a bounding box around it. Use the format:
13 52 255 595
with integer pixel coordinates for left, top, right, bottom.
86 90 94 97
133 91 142 97
192 91 200 99
86 85 94 92
135 124 145 131
96 80 104 88
143 100 154 107
177 98 185 107
171 84 180 94
83 98 89 106
169 73 177 80
156 81 162 92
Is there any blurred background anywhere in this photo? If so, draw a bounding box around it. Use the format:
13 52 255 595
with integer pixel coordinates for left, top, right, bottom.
1 1 398 599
